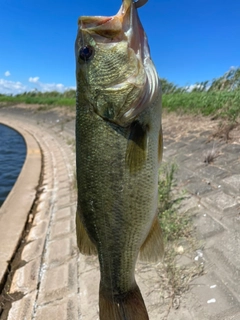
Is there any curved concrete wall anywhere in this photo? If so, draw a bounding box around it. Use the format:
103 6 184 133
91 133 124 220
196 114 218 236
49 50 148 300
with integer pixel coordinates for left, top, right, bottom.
0 120 42 290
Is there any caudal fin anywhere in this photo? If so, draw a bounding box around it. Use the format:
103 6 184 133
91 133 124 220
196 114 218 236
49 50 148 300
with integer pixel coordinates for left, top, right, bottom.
99 283 149 320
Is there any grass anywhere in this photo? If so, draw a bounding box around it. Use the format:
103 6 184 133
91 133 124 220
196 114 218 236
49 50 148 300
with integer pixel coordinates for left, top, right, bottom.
162 91 240 121
158 163 189 242
161 67 240 121
1 90 239 121
157 163 204 312
203 146 219 164
1 67 240 121
0 90 76 109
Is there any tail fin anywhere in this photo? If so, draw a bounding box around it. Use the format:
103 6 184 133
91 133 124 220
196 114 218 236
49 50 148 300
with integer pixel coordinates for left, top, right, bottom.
99 283 149 320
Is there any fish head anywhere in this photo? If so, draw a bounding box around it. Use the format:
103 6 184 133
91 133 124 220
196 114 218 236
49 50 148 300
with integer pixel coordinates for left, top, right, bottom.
76 0 159 126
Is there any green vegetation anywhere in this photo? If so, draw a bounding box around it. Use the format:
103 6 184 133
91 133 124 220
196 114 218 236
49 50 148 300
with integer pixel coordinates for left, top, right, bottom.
161 67 240 121
158 163 191 243
158 163 203 309
162 91 240 121
0 67 239 120
0 90 76 109
158 164 189 242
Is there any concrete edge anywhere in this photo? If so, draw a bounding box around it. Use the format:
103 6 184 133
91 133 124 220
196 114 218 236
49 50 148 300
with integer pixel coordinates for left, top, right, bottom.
0 119 42 291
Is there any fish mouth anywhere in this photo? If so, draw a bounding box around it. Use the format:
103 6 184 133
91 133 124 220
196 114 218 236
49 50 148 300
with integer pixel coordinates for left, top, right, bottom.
78 0 159 123
78 0 144 53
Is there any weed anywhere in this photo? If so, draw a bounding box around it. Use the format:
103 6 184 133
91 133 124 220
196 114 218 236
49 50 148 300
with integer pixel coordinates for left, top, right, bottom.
72 170 77 191
37 105 52 111
203 144 219 164
157 163 204 311
210 121 239 142
66 137 75 146
162 91 240 120
158 163 176 212
158 163 190 241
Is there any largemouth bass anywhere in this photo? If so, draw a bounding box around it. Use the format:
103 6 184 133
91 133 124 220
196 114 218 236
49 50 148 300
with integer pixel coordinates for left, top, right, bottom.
75 0 164 319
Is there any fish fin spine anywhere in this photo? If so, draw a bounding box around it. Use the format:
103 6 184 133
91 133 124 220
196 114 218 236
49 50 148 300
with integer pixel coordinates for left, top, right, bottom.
139 215 164 262
99 282 149 320
76 209 98 255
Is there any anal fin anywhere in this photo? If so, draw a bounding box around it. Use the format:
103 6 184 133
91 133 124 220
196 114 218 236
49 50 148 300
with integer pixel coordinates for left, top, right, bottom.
76 209 97 255
139 216 164 262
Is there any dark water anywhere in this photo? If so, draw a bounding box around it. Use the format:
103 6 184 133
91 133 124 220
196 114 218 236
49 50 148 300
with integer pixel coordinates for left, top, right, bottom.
0 124 26 206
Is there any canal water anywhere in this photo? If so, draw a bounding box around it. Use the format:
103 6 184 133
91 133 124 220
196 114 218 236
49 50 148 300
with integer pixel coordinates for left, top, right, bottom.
0 124 26 207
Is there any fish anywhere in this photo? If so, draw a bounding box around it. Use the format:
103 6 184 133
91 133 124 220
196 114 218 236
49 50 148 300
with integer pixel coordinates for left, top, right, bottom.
75 0 164 319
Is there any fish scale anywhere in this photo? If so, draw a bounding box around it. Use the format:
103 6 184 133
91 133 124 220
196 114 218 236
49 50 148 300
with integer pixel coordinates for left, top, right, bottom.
75 1 164 319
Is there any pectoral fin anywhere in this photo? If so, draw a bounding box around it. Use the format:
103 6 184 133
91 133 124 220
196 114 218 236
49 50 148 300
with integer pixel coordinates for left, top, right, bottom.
139 216 164 262
125 121 148 173
76 209 97 255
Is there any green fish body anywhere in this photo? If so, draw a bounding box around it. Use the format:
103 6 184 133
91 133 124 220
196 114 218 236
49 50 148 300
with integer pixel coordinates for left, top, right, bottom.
75 1 163 319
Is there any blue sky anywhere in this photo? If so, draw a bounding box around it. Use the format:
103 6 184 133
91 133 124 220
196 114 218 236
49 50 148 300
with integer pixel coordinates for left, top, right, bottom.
0 0 239 94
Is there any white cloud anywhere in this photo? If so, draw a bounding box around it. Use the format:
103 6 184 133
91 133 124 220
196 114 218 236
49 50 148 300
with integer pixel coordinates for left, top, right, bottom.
4 71 11 77
0 78 75 95
0 79 27 95
28 77 73 92
38 82 66 92
29 76 40 83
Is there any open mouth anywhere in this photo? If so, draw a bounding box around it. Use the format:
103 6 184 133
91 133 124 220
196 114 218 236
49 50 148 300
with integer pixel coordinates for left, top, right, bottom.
78 0 146 57
78 16 113 30
78 0 134 39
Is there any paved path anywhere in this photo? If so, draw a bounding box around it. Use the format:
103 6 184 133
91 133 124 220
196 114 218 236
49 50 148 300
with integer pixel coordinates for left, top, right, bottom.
163 116 240 320
0 106 239 319
0 110 78 319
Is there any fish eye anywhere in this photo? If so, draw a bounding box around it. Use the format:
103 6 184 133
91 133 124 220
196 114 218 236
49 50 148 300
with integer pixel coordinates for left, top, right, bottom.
79 45 94 62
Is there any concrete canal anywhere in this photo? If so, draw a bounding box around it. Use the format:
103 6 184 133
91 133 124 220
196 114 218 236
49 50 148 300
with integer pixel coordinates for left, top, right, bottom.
0 124 26 206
